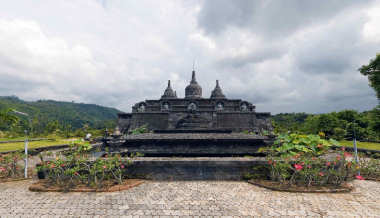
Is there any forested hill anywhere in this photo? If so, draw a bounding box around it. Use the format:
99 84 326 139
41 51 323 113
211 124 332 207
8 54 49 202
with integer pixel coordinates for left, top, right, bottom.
0 96 122 131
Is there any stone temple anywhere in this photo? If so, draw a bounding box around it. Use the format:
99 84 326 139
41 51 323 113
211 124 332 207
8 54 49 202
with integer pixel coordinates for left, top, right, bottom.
109 70 274 180
117 70 273 134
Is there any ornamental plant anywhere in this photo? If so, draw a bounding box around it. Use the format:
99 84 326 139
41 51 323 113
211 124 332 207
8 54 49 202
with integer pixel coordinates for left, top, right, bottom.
357 153 380 180
38 142 134 189
0 152 25 179
266 133 355 187
130 125 149 135
270 133 339 158
267 149 356 187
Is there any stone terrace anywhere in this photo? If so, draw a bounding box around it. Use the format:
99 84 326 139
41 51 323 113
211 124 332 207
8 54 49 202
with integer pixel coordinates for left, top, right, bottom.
0 180 379 217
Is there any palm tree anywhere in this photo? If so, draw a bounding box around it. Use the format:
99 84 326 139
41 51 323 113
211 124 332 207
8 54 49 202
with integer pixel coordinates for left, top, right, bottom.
0 108 19 127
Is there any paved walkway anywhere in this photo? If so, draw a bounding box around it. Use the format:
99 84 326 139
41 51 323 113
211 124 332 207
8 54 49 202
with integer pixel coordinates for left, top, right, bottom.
0 180 379 217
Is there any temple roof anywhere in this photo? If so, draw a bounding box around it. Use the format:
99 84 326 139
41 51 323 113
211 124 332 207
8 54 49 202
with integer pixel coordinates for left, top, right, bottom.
185 70 202 98
210 80 226 99
161 80 177 99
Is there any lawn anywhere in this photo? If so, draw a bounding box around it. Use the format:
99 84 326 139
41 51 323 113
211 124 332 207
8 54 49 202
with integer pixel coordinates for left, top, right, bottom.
339 140 380 151
0 137 28 142
0 138 77 152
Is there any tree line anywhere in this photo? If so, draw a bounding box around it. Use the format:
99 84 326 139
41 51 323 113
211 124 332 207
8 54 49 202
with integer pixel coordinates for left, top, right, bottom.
0 96 118 138
271 108 379 141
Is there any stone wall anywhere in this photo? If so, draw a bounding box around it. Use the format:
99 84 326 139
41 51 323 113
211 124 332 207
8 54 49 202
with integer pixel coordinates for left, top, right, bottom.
119 111 272 133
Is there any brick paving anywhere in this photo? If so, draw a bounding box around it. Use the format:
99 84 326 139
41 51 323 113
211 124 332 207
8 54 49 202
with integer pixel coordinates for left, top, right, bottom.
0 180 379 217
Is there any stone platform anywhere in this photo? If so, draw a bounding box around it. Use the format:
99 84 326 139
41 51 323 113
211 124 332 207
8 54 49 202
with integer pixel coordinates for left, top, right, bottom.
104 133 272 180
112 133 273 157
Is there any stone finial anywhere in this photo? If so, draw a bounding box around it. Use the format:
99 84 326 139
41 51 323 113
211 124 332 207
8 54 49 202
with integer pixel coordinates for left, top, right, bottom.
191 70 197 83
210 80 226 99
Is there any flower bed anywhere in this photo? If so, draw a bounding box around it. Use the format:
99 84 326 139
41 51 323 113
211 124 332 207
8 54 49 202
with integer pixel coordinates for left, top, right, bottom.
247 133 359 192
0 152 26 182
357 154 380 181
266 151 356 188
32 142 142 192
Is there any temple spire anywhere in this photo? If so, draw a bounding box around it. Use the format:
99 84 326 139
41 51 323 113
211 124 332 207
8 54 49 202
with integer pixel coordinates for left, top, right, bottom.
191 70 197 83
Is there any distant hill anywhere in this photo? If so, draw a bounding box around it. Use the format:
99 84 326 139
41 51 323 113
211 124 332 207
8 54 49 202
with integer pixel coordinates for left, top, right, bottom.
0 96 122 130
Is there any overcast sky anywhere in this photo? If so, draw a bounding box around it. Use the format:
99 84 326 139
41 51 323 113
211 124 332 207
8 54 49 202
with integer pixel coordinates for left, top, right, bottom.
0 0 379 114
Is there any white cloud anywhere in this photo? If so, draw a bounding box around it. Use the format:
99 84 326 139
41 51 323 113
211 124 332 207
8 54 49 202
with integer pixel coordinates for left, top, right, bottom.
0 0 378 114
363 5 380 43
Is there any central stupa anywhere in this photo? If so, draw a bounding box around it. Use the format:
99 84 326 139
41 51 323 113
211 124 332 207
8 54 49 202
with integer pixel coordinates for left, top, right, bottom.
117 70 273 134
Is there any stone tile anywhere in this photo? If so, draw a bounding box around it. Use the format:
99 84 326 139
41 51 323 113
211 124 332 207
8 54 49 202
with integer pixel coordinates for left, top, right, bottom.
0 180 379 217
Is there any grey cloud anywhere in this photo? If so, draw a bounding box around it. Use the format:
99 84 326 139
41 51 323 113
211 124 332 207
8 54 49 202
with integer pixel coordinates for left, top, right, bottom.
0 0 378 115
197 0 372 37
216 44 286 68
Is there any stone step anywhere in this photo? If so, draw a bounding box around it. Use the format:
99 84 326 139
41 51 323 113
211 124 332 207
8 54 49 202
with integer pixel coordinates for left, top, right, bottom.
126 157 266 181
108 133 273 157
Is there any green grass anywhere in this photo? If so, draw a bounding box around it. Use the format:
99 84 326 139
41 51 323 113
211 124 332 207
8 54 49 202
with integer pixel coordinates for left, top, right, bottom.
0 137 27 142
0 138 76 152
339 140 380 151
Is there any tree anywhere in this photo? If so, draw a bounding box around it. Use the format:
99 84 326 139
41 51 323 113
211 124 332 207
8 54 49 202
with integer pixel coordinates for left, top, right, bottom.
359 53 380 100
0 108 19 130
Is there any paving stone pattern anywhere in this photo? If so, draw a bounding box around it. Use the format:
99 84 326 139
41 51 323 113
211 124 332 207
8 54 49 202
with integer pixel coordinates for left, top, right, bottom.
0 180 379 217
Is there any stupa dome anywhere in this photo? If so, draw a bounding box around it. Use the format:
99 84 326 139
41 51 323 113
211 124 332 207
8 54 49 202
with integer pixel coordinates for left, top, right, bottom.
185 71 202 98
210 80 226 99
161 80 177 99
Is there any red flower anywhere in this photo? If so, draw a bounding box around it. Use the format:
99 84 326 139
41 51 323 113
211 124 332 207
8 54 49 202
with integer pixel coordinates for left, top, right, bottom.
344 152 352 158
336 156 341 161
326 162 331 166
60 164 65 167
300 162 305 166
74 172 79 176
341 147 345 151
319 172 325 176
312 157 317 161
355 175 364 180
268 160 273 165
103 165 107 169
50 164 55 169
121 165 125 169
0 167 5 172
294 164 303 171
307 165 311 169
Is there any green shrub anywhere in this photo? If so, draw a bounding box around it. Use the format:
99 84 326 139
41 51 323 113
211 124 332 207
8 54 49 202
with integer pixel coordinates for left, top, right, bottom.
271 133 339 157
267 150 356 186
130 125 149 135
357 154 380 180
38 142 134 188
266 133 355 186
